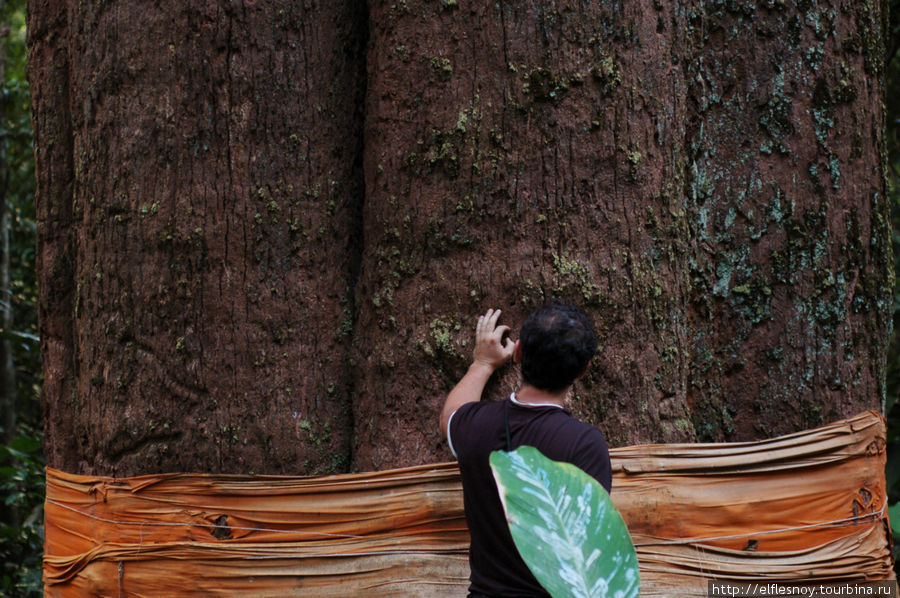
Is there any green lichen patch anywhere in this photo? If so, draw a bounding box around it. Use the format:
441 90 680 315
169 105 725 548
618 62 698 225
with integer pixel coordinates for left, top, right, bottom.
430 56 453 81
424 129 461 177
626 149 642 183
590 56 620 96
551 253 604 306
757 72 794 154
421 317 462 360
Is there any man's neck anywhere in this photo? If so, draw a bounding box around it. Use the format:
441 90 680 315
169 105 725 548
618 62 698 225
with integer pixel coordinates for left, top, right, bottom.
514 384 569 407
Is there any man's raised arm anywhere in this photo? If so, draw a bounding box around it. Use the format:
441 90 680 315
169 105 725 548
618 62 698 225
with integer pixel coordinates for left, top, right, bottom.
439 308 515 439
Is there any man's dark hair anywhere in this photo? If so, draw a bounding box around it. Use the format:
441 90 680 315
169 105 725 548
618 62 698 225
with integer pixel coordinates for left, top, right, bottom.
519 302 598 392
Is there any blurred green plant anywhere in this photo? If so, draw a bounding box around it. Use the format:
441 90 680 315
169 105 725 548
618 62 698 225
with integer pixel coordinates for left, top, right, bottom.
0 436 43 596
0 0 42 596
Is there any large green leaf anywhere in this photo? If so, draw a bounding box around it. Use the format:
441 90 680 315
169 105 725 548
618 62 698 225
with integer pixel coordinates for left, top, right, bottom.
490 446 639 598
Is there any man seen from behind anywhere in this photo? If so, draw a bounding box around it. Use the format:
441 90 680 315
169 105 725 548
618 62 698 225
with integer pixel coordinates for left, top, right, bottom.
440 303 613 598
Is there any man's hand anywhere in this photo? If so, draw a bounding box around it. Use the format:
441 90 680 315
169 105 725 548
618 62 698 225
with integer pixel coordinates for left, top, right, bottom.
440 308 515 440
473 309 515 370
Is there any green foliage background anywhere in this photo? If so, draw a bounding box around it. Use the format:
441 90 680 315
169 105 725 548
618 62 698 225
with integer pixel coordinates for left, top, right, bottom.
0 2 898 594
0 0 42 595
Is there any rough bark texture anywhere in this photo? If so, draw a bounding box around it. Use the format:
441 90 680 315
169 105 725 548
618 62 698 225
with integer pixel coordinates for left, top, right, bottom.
30 0 890 475
681 0 891 441
351 0 890 469
353 0 694 469
30 1 367 476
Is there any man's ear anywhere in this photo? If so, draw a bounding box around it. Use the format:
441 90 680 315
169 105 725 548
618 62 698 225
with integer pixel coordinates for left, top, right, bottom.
513 339 522 364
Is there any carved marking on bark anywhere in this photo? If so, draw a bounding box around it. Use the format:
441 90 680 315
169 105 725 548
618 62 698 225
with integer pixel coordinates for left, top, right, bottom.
134 344 207 403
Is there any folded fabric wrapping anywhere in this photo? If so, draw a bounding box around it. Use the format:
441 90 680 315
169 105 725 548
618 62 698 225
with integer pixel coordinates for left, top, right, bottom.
43 410 893 597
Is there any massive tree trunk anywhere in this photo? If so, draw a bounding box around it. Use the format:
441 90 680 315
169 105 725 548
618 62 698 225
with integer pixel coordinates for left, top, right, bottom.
29 0 367 476
679 1 891 442
353 1 696 469
351 0 891 469
30 0 890 476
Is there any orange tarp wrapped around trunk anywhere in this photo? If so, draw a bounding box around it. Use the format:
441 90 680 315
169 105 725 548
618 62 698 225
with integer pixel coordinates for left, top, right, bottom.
44 411 893 597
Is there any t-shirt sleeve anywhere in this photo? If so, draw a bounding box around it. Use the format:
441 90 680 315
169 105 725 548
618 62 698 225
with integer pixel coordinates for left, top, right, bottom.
572 427 612 494
446 401 479 460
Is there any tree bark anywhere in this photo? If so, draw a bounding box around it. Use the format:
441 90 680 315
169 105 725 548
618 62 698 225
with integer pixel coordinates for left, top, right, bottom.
30 1 367 476
351 0 890 469
353 0 695 469
29 0 890 475
680 0 891 442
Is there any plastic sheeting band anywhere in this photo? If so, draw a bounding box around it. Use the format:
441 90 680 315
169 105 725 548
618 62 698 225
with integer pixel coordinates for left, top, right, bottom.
44 411 894 597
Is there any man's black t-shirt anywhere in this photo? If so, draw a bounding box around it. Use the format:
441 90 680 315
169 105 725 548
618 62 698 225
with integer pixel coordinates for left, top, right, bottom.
448 394 612 598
